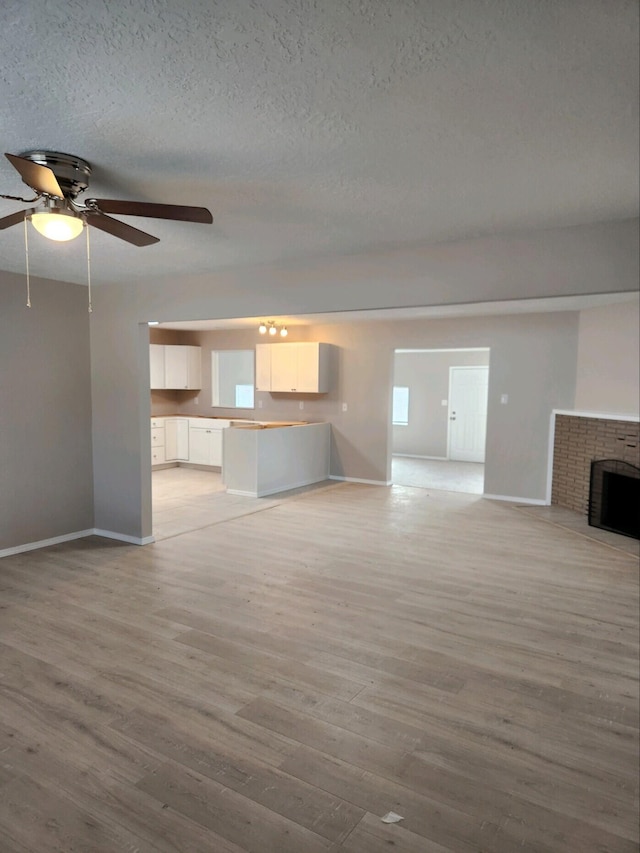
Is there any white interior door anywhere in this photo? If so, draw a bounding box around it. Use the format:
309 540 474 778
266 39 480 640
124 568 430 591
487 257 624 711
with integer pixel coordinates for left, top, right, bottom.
448 366 489 462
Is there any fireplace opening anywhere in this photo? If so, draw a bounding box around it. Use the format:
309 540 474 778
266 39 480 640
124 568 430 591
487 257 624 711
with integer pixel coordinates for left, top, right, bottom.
589 459 640 540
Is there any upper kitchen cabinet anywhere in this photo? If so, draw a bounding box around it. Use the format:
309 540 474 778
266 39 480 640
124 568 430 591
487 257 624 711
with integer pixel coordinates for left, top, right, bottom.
150 345 202 390
256 342 333 393
149 344 166 389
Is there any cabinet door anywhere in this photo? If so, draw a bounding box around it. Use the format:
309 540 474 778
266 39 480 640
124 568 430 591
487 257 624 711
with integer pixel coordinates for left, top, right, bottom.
295 343 321 392
149 345 165 389
185 346 202 390
255 344 272 391
175 419 190 460
164 346 188 389
189 427 221 466
188 428 211 465
270 344 298 392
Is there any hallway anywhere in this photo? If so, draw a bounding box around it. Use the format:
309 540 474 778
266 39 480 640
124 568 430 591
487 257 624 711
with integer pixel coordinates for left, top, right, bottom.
392 456 484 494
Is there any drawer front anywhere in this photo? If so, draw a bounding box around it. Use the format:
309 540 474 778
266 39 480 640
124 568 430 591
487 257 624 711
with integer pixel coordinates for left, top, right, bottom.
151 418 165 428
151 445 166 465
151 427 165 445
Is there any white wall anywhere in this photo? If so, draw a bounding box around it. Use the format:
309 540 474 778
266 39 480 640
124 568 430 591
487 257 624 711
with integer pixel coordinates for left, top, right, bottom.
574 299 640 415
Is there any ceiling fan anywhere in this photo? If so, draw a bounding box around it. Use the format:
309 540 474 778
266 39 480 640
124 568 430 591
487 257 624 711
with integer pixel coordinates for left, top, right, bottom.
0 150 213 245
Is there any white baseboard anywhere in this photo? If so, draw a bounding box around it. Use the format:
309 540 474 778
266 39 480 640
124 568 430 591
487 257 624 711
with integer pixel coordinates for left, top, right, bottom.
93 529 155 546
392 454 448 461
330 476 392 486
483 494 548 506
0 529 94 559
0 528 154 559
227 475 331 499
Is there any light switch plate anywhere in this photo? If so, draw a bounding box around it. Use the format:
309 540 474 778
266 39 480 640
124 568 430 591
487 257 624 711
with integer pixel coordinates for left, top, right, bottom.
342 402 348 412
501 393 509 404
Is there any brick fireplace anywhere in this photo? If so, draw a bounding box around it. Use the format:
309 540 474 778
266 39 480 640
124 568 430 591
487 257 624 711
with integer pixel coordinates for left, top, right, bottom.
551 412 640 516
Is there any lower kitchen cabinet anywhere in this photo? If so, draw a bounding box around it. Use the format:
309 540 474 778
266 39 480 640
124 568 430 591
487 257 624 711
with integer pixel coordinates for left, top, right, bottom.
152 417 238 469
151 419 166 465
165 418 189 461
188 425 222 467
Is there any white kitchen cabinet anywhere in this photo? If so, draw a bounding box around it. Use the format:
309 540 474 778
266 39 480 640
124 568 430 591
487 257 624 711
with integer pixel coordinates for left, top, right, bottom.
148 345 202 390
165 418 189 461
164 345 202 390
255 344 272 392
188 425 223 467
255 342 332 393
151 419 166 466
149 345 165 389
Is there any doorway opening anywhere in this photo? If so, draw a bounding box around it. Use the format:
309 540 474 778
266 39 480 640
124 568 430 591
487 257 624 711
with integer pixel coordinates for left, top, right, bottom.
391 348 490 494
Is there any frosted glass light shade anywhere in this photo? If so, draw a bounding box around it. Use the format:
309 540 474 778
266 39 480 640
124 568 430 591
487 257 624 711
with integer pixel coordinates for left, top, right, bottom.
31 211 84 242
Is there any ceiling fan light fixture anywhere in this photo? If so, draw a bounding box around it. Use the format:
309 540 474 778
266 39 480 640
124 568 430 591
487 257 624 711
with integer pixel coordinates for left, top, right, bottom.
30 209 84 242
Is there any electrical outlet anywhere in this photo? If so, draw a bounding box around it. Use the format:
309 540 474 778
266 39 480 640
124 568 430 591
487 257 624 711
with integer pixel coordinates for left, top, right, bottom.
501 393 509 404
299 401 304 410
194 397 199 404
258 400 263 409
342 402 348 412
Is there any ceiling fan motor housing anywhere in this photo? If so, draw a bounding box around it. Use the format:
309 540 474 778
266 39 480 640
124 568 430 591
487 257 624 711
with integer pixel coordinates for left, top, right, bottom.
20 150 91 198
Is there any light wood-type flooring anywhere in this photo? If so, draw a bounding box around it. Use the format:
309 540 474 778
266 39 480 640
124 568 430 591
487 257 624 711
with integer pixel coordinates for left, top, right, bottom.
0 481 638 852
392 456 485 494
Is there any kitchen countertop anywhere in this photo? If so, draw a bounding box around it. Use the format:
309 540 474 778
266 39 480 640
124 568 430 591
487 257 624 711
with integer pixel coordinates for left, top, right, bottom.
151 415 309 427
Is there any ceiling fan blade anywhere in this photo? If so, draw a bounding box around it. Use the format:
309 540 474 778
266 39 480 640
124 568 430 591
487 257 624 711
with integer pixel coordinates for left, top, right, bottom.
0 210 26 230
89 198 213 224
5 153 63 197
87 213 159 246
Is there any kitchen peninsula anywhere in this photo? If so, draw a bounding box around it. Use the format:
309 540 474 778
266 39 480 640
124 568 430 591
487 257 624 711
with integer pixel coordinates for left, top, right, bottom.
223 421 331 497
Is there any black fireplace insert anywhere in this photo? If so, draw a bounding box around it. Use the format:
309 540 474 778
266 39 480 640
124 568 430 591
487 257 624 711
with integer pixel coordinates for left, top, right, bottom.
588 459 640 540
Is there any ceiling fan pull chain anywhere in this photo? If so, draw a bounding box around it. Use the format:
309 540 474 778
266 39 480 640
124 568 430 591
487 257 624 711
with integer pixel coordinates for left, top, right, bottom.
23 214 31 308
86 222 92 314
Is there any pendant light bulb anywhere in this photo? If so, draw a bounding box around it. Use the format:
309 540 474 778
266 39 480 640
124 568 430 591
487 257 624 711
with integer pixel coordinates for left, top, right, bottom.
280 326 288 337
258 321 267 335
31 210 84 242
268 322 277 336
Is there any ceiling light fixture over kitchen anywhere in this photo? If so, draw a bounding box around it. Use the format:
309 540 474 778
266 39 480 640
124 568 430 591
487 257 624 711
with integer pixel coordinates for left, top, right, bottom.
259 321 288 337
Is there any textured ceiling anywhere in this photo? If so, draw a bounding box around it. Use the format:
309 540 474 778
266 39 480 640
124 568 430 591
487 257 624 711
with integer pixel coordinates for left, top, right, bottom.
0 0 638 285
